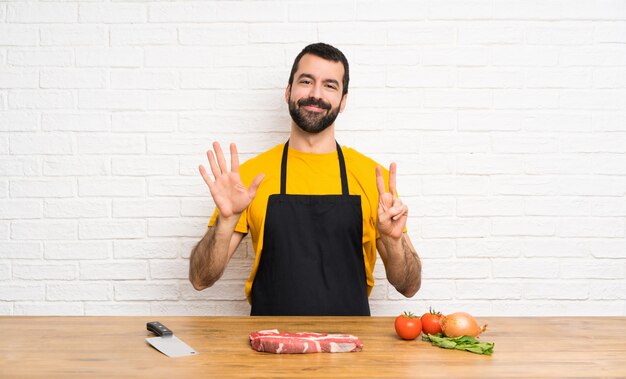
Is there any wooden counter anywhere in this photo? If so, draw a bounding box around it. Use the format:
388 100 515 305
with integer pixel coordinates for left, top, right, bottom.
1 316 625 378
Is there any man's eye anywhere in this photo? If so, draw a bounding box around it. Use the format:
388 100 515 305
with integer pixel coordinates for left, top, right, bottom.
325 84 337 90
300 80 311 84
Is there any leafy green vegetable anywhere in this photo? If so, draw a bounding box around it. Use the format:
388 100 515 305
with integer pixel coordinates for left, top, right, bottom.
422 333 494 355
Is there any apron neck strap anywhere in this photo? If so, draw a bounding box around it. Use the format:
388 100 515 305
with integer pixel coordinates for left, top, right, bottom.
281 140 349 196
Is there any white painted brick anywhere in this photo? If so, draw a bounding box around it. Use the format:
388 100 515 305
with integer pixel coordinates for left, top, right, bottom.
0 158 39 177
0 200 41 219
458 68 523 88
492 46 559 66
594 68 626 88
85 302 151 316
0 26 38 46
491 217 557 236
13 263 76 280
180 70 246 89
144 47 213 68
423 89 491 109
458 25 523 44
589 281 626 300
10 179 75 198
357 0 427 21
114 282 179 301
45 241 110 260
522 238 590 258
562 0 626 20
214 46 285 68
40 68 105 89
429 0 492 20
557 217 624 238
42 113 109 132
47 282 110 301
523 113 591 132
79 177 145 197
353 46 421 65
494 89 560 109
150 259 187 279
11 220 77 240
288 2 352 22
247 69 288 90
492 133 559 153
369 280 388 300
111 70 177 90
457 197 523 216
0 69 38 88
44 199 109 219
81 261 147 280
422 259 490 279
179 25 248 46
13 303 83 316
249 23 316 43
79 3 146 23
492 258 560 278
78 90 146 110
561 46 626 67
526 68 591 88
398 280 454 301
215 90 284 111
148 218 206 237
422 218 489 238
387 67 453 88
111 26 177 46
459 111 523 132
0 242 42 259
8 48 73 66
457 238 522 258
43 157 109 176
7 2 77 23
525 155 593 174
561 260 624 279
422 176 488 195
527 25 594 45
457 154 523 174
350 88 422 109
181 280 244 300
561 90 626 110
405 197 455 217
414 239 456 259
591 197 626 216
40 26 107 47
561 133 626 153
112 157 177 176
113 199 179 218
457 280 522 299
75 48 142 67
382 111 456 132
149 301 250 316
0 263 10 280
147 91 215 111
180 199 213 217
595 22 626 42
423 132 490 153
387 25 455 45
112 113 176 133
10 133 73 155
0 220 6 238
114 239 179 259
343 131 419 154
493 0 562 20
0 111 38 132
318 23 387 45
79 219 146 239
523 281 588 300
218 258 253 281
492 175 558 196
8 90 74 110
148 2 216 23
524 197 591 216
78 133 145 154
557 176 624 196
423 47 490 66
0 284 44 301
148 177 208 197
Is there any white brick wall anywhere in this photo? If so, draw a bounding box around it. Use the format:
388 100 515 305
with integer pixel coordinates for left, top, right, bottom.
1 0 624 317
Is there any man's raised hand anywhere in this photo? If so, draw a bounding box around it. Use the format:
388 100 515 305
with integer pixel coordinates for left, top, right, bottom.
376 163 408 240
199 142 264 219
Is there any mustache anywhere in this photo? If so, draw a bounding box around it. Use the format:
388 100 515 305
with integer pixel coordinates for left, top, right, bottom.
297 97 331 110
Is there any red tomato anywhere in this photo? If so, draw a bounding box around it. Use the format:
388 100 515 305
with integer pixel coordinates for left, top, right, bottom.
421 308 443 335
394 312 422 340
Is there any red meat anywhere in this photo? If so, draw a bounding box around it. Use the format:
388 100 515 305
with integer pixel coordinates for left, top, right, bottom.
249 329 363 354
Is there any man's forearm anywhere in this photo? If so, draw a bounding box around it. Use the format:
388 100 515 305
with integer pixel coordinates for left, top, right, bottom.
380 235 422 297
189 215 239 290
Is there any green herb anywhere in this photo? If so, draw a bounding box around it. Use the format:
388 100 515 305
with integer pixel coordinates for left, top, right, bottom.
422 333 494 355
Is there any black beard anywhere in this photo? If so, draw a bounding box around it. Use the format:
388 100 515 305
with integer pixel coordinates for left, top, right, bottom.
288 96 341 134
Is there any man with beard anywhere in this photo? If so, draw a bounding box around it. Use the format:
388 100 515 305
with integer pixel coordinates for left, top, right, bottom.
189 43 421 316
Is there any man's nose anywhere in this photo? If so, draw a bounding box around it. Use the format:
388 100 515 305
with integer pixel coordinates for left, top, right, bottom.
308 82 323 99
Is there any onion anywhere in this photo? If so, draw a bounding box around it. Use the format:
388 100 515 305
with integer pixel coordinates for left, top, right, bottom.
441 312 487 338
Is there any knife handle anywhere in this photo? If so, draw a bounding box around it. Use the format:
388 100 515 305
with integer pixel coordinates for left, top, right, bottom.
147 321 173 337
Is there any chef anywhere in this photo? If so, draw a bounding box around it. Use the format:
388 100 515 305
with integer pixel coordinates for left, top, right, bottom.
189 43 421 316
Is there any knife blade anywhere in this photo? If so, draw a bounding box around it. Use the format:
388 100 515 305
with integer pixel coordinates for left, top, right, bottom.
146 321 198 358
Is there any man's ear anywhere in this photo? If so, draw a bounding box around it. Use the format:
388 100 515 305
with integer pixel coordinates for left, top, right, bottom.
284 84 291 104
339 92 348 113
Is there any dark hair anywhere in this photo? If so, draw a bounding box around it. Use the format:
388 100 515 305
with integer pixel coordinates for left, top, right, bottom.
288 43 349 96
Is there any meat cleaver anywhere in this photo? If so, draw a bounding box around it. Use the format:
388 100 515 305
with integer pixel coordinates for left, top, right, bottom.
146 321 198 358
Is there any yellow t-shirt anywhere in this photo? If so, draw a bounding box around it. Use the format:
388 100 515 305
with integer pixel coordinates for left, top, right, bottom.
208 143 393 304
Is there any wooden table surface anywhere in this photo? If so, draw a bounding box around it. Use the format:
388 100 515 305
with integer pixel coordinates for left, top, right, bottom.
1 316 625 378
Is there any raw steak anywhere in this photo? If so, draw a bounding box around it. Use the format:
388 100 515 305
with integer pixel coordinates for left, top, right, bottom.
249 329 363 354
